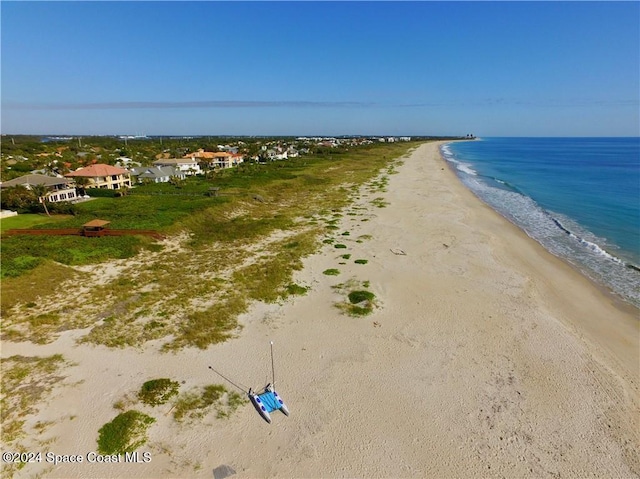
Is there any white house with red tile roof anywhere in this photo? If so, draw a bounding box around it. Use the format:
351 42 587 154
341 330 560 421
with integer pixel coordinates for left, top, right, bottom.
65 164 132 190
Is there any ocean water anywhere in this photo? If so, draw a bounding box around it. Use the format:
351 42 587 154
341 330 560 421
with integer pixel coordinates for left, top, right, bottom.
442 137 640 308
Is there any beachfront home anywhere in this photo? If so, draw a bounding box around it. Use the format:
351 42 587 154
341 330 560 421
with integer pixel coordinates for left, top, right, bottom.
0 173 78 202
184 150 244 169
65 164 132 190
129 165 185 183
152 158 201 176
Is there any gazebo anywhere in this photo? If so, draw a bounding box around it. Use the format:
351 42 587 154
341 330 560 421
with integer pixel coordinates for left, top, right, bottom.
82 219 111 237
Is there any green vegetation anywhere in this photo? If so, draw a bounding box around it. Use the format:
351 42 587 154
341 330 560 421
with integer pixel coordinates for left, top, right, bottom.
173 385 244 422
323 268 340 276
2 139 419 349
138 378 180 406
0 213 69 233
286 283 308 296
341 254 351 260
371 197 389 208
348 290 375 304
97 410 155 455
333 279 377 317
334 244 347 249
354 259 368 265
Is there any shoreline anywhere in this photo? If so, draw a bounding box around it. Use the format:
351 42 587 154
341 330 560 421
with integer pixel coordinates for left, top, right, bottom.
439 140 639 373
441 138 640 309
438 140 640 373
3 141 639 478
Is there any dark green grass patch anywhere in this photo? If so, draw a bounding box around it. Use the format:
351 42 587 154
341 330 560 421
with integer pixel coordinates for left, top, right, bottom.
0 235 142 278
286 283 308 296
323 269 340 276
348 290 375 304
97 410 155 455
354 259 368 265
138 378 180 406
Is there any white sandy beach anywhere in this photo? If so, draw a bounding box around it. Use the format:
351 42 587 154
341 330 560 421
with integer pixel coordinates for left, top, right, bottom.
2 141 639 478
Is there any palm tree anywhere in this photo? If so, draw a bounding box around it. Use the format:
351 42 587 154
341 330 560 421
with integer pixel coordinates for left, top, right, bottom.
30 183 51 216
73 176 90 196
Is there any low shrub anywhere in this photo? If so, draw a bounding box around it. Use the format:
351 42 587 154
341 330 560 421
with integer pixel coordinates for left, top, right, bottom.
138 378 180 406
97 410 155 455
348 290 375 304
87 188 119 198
286 283 308 296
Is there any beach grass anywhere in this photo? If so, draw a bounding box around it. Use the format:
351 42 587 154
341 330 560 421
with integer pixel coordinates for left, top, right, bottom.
1 141 418 349
332 279 377 316
1 354 68 445
173 385 244 422
97 410 156 455
138 379 180 406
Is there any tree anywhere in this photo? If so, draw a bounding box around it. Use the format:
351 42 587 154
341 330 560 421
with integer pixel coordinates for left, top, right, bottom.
0 185 35 212
73 176 90 196
30 183 51 216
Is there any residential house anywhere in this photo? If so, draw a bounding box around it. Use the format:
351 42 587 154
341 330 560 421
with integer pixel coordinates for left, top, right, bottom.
65 164 132 190
183 150 244 169
129 166 185 183
152 158 201 176
115 157 142 169
184 149 216 162
0 173 78 202
211 152 245 168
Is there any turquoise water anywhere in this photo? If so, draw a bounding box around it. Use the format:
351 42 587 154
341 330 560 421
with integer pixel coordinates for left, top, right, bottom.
442 137 640 307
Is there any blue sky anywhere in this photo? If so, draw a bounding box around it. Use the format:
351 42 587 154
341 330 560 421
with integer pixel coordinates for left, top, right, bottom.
2 1 639 136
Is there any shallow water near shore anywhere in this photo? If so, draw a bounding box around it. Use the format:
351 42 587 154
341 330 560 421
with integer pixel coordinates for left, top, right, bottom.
443 137 640 308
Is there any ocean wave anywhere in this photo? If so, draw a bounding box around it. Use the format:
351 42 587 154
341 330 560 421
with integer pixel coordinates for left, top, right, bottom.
441 152 478 176
456 174 640 307
550 216 626 266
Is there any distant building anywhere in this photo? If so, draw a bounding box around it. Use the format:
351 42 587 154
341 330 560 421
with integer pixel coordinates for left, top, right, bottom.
65 164 132 190
129 166 185 183
184 150 244 169
152 158 201 175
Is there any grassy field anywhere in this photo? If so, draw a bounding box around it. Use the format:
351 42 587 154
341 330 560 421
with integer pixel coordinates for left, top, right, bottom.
1 141 421 350
0 213 69 233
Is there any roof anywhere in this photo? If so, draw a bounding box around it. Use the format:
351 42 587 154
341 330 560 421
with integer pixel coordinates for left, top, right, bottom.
0 174 72 188
131 166 176 178
65 164 129 177
153 158 198 166
83 219 110 228
185 151 217 159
